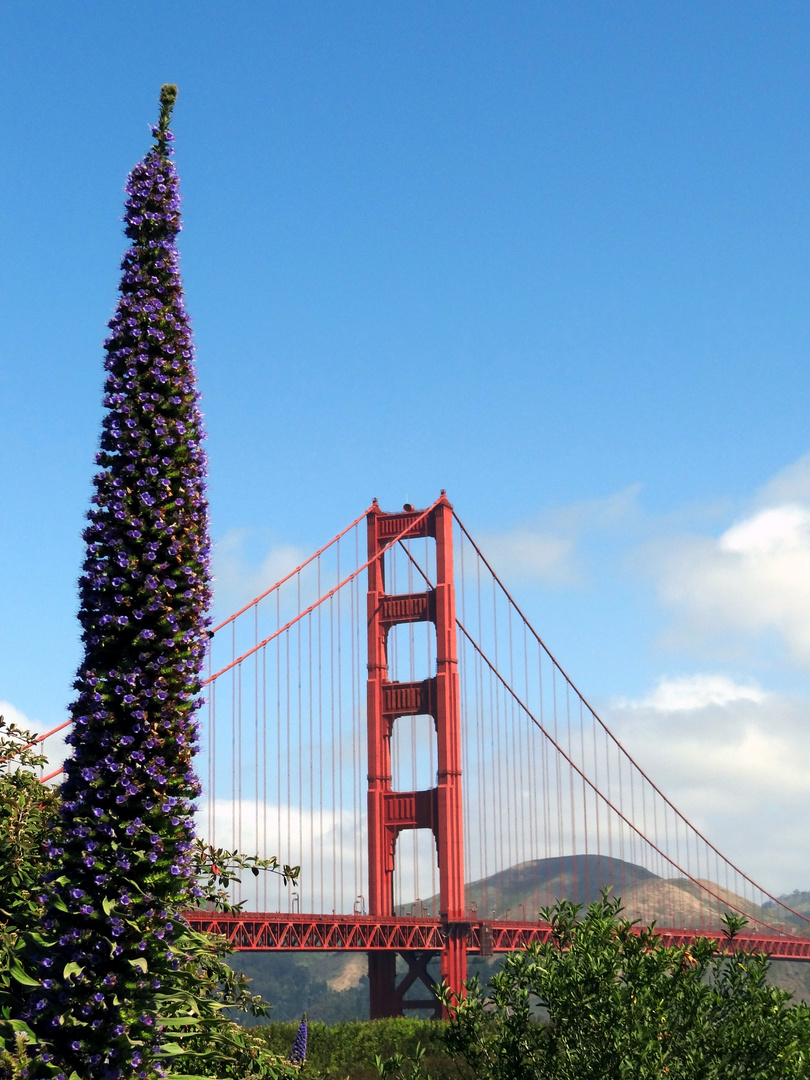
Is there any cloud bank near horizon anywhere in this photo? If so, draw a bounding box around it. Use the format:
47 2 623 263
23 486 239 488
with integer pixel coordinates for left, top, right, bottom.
605 673 810 895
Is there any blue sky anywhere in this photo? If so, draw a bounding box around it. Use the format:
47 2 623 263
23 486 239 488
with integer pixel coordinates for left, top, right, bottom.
3 2 810 892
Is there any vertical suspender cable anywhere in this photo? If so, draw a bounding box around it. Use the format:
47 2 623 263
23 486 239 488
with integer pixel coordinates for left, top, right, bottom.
231 622 236 855
591 709 601 894
477 552 489 916
330 592 336 910
566 683 576 904
209 674 216 849
524 620 536 920
583 695 591 898
254 603 259 909
285 626 291 909
318 559 324 915
350 553 358 908
262 644 267 910
276 590 282 911
506 601 516 886
237 663 243 905
308 607 314 913
336 538 345 914
297 571 303 910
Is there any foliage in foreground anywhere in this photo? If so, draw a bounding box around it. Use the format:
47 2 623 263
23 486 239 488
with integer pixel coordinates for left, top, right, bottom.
0 712 298 1080
253 1020 459 1080
438 892 810 1080
0 719 60 1074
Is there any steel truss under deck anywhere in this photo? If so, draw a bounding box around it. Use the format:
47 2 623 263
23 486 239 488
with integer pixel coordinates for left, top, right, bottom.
185 911 810 961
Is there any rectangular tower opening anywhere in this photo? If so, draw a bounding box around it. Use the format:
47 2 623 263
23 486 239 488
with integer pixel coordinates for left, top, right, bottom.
393 827 440 918
386 620 436 684
390 713 437 793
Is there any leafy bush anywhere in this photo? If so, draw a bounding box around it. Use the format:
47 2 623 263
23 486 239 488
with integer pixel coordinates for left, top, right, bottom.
0 712 299 1078
439 892 810 1080
0 717 60 1075
253 1019 463 1080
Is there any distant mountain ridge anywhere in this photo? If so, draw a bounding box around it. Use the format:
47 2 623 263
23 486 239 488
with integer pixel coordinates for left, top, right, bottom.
461 854 659 916
409 854 797 932
773 891 810 919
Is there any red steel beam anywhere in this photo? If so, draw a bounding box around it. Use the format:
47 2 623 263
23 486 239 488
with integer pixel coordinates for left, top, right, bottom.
184 912 810 961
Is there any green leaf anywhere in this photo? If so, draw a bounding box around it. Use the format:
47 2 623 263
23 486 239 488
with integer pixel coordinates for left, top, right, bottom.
7 1019 36 1037
161 1075 220 1080
63 961 84 980
28 931 56 947
155 1016 205 1029
9 962 40 987
130 957 148 972
155 1041 185 1055
102 896 115 915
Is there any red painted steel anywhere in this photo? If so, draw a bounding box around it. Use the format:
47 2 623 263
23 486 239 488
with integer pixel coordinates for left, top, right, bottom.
366 496 466 1017
184 911 810 962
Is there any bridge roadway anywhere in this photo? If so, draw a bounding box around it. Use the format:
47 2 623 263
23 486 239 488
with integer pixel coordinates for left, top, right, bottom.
185 911 810 961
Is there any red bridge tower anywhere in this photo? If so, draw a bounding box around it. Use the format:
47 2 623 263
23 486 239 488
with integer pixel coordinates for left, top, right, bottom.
366 495 466 1018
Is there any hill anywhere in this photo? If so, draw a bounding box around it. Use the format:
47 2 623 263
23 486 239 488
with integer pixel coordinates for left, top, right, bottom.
415 854 791 934
225 857 810 1021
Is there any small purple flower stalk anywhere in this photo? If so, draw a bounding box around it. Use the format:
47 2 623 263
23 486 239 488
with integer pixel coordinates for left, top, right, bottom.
29 85 211 1079
288 1014 308 1065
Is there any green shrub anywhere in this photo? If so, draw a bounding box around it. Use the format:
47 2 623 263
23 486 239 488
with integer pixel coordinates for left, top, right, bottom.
253 1019 465 1080
439 893 810 1080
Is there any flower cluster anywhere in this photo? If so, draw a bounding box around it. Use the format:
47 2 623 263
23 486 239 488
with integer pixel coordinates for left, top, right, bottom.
287 1015 308 1066
28 85 211 1079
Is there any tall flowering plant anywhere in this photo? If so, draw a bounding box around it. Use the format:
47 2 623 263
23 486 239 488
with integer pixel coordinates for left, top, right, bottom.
287 1015 307 1067
27 86 212 1079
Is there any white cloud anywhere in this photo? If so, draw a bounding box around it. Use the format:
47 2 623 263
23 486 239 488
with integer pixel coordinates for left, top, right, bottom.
643 467 810 666
619 673 767 712
0 699 35 731
605 680 810 893
719 505 810 556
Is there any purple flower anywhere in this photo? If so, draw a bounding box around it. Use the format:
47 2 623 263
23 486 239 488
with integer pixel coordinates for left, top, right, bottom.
32 84 212 1078
288 1015 308 1064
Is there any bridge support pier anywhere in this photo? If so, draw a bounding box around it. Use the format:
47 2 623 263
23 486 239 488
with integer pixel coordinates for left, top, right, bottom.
366 497 466 1018
368 953 400 1019
369 950 444 1019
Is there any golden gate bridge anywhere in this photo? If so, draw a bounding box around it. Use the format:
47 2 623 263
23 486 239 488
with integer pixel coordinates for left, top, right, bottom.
32 494 810 1017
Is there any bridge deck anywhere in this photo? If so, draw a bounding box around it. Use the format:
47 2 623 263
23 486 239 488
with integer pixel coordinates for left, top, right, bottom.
185 911 810 961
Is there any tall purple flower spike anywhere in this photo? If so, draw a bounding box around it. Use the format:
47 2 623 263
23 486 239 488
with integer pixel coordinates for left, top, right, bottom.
288 1014 308 1065
29 85 211 1079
